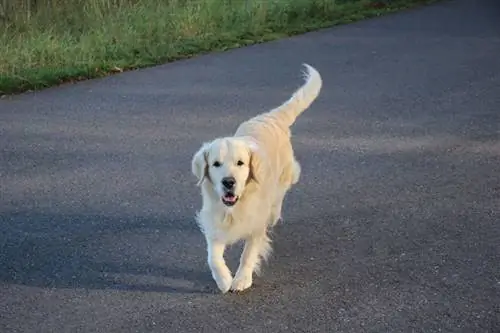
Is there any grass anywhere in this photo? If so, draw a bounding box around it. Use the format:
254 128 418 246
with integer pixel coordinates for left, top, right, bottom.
0 0 437 95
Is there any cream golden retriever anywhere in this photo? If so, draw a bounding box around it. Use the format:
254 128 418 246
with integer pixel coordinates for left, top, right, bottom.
191 64 322 293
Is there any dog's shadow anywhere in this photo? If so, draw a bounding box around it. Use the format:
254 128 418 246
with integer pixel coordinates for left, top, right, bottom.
0 211 218 295
84 261 217 294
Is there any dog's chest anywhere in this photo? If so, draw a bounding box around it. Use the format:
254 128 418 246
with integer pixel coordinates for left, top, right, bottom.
215 211 254 242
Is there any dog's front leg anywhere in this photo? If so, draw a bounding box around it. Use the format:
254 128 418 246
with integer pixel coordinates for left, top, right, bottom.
206 238 233 293
231 233 271 292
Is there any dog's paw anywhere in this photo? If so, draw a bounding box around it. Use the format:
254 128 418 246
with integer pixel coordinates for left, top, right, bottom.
230 272 253 292
211 267 233 293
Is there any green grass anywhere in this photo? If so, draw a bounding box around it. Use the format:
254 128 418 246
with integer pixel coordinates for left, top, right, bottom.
0 0 437 95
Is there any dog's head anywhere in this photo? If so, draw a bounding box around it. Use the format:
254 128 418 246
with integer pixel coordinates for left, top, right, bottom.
191 137 266 207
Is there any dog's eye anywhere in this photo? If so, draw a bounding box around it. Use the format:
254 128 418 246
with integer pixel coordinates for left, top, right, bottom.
237 160 244 166
213 161 221 167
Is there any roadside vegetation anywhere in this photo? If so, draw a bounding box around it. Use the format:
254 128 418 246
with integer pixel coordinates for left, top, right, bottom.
0 0 436 95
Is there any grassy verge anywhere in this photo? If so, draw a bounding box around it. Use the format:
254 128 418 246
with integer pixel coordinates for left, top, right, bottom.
0 0 437 95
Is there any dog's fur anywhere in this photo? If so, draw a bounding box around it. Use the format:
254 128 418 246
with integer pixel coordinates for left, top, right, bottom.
191 64 322 293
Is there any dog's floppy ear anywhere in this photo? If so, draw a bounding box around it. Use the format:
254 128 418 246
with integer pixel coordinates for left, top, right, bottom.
192 142 211 186
247 141 268 185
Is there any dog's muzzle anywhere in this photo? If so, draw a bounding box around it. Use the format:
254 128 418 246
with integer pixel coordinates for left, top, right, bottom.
221 177 238 206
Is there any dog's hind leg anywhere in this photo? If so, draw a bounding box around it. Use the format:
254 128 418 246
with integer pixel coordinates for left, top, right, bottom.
289 158 301 185
270 159 301 226
280 158 301 187
231 232 271 292
270 188 286 226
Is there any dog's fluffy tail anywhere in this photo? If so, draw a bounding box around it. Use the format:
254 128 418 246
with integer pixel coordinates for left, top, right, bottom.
269 63 322 127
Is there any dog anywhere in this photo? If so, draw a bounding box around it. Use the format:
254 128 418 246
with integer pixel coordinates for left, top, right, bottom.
191 64 322 293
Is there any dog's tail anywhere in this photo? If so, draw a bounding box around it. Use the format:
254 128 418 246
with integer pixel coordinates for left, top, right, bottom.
269 63 322 127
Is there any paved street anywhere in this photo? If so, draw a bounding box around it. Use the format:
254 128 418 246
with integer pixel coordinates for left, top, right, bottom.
1 0 499 332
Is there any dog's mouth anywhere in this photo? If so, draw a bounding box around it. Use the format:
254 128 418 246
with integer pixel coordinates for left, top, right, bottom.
222 192 238 206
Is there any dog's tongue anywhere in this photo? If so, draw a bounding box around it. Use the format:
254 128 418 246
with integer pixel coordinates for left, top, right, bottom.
223 194 236 202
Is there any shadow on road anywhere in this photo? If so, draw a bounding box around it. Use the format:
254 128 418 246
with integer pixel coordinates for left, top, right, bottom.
0 211 214 294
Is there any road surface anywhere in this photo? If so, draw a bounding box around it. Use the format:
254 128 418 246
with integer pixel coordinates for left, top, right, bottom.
1 0 499 332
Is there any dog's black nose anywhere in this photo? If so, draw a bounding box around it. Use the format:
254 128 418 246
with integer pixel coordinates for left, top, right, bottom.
221 177 236 189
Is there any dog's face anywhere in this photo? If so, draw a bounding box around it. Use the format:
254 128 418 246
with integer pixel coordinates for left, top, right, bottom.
192 137 263 207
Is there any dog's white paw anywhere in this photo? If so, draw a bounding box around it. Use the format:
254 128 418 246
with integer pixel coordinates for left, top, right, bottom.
211 267 233 293
230 272 253 292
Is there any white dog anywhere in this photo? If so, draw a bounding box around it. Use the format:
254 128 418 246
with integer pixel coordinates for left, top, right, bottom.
191 64 322 293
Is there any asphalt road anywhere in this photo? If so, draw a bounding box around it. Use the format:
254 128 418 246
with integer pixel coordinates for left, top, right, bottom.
1 0 499 332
